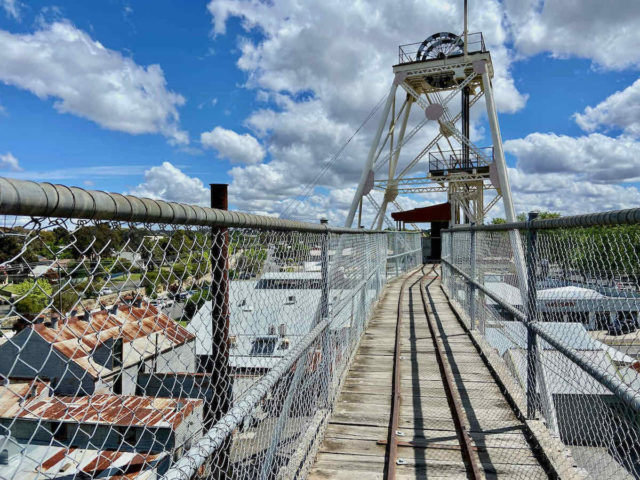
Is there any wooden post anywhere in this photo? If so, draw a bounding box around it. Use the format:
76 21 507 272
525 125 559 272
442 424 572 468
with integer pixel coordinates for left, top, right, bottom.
209 183 231 477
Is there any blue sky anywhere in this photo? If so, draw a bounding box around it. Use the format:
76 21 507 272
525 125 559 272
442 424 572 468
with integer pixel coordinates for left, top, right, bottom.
1 0 639 223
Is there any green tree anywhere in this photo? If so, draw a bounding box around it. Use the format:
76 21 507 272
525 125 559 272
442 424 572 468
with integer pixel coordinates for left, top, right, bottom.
53 288 80 315
13 279 53 316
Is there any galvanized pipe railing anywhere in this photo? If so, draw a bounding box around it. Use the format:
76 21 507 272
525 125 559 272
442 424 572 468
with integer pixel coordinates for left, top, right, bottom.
444 207 640 232
0 177 385 234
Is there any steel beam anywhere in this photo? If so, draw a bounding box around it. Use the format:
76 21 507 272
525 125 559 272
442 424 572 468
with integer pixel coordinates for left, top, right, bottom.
345 81 398 227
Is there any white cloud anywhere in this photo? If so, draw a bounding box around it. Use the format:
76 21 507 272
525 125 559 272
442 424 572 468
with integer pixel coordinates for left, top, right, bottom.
574 78 640 136
1 0 20 20
0 21 188 144
205 1 640 222
509 168 640 216
503 0 640 70
200 126 265 164
129 162 209 205
206 0 527 224
503 130 640 217
504 132 640 183
0 152 20 171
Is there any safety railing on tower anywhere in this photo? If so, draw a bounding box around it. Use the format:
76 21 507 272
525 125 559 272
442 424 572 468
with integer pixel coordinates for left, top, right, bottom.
397 31 486 64
0 177 422 480
441 209 640 479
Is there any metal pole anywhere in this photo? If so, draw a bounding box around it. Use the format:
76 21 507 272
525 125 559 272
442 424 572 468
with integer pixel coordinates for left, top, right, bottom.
469 224 476 330
526 211 539 419
449 231 454 292
317 218 334 412
394 234 399 277
346 82 399 227
209 183 231 478
463 0 468 58
320 218 330 322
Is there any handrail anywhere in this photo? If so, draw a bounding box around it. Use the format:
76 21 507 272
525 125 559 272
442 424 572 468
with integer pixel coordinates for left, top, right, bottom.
0 177 395 234
443 208 640 232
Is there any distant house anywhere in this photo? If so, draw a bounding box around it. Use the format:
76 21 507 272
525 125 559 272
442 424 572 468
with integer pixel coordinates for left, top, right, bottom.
484 281 640 331
27 262 61 280
0 302 196 396
0 384 202 456
187 272 322 372
117 251 145 269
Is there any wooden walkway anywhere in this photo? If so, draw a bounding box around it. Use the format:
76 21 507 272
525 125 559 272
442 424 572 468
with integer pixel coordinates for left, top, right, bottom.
309 265 550 479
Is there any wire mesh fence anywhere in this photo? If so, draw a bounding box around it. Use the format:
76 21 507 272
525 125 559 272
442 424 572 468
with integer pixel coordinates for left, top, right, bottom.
0 178 422 480
441 211 640 479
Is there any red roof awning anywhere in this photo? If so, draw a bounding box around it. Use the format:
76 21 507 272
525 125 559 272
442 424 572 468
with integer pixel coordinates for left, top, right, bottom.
391 202 451 223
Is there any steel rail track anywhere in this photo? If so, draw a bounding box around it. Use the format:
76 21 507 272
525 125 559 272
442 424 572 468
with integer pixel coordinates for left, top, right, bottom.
386 269 422 479
385 266 483 479
419 265 483 480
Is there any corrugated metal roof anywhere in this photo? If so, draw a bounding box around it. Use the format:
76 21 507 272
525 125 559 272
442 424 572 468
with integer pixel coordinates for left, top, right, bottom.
0 380 49 416
188 281 320 361
39 447 168 479
260 272 321 280
0 437 168 480
538 286 607 300
0 394 202 429
29 302 195 378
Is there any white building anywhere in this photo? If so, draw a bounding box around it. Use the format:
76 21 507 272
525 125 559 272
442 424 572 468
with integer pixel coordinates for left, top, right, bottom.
484 281 640 331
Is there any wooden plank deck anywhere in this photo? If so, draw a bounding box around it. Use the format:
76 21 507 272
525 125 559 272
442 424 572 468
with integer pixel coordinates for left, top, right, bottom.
308 265 550 479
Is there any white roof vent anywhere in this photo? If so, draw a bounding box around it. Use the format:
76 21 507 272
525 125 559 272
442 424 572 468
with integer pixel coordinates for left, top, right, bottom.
285 295 296 305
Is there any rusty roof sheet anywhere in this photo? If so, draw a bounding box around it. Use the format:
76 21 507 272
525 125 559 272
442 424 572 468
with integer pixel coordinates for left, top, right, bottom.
1 394 202 429
0 380 49 416
37 447 168 479
30 302 195 379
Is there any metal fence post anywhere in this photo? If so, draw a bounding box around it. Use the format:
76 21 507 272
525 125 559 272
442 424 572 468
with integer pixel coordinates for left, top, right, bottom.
320 218 330 322
394 233 399 277
469 224 477 330
526 211 539 419
209 183 232 477
318 219 331 408
448 230 454 293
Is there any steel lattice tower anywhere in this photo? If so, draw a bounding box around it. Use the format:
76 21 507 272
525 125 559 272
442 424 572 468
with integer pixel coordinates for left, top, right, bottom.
345 30 518 230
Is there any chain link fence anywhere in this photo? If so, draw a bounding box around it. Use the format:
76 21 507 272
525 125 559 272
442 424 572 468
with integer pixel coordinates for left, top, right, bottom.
441 210 640 479
0 177 421 480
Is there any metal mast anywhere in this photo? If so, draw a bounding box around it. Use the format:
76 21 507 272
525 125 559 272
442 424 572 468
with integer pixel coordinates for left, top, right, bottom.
345 4 518 230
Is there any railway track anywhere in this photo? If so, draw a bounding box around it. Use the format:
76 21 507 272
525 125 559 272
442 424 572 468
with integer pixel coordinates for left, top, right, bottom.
385 266 482 479
310 265 550 479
